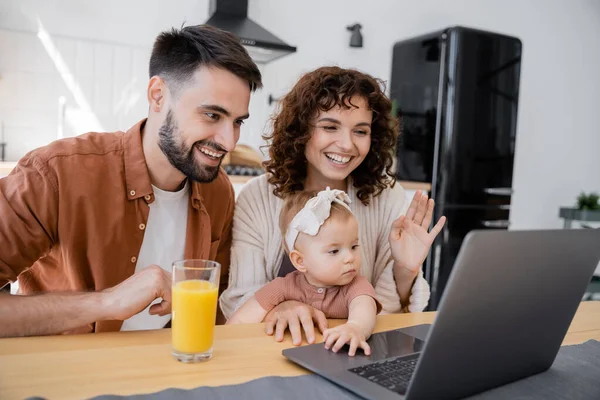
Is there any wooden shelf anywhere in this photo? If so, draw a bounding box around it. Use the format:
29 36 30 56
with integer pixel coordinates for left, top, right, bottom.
1 163 432 193
228 175 257 185
228 175 431 191
399 181 432 191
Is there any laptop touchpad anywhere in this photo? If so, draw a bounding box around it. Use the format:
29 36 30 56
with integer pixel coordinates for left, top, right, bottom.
367 329 426 361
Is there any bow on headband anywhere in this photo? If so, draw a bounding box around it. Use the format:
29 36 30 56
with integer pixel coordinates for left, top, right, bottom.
284 187 353 251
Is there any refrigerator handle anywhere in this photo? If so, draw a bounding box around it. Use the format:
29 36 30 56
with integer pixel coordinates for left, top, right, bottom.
431 242 442 300
483 187 513 196
482 220 510 228
430 32 448 203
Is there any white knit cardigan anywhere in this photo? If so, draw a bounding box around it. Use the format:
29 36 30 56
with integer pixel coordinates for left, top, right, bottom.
219 174 430 319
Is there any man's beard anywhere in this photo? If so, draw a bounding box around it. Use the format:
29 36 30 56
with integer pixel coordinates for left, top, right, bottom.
157 110 225 183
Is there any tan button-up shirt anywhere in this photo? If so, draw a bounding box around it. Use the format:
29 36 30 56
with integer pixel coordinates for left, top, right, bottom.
0 119 234 333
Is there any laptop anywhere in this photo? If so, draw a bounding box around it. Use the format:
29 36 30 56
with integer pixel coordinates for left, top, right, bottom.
283 229 600 399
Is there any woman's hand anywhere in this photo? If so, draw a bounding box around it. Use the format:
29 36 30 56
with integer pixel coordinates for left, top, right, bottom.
323 321 370 356
389 190 446 274
264 300 328 346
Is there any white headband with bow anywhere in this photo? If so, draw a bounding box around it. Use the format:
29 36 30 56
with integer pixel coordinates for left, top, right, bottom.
284 187 353 251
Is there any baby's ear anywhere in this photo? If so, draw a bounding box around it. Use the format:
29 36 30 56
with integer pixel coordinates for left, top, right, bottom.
289 250 307 273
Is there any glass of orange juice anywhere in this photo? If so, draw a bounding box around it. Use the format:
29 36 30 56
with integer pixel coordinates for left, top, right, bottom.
171 259 220 363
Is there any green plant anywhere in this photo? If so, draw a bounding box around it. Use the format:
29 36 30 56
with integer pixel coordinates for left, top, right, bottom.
577 192 600 210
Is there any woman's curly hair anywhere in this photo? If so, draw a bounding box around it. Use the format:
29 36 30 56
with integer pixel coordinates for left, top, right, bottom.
263 66 398 205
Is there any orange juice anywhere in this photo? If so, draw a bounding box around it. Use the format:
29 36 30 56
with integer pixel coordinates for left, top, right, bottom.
172 280 218 354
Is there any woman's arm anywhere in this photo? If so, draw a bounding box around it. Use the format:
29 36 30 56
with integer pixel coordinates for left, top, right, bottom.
374 260 430 313
226 297 269 324
393 262 420 308
219 178 274 319
219 248 269 319
372 263 403 313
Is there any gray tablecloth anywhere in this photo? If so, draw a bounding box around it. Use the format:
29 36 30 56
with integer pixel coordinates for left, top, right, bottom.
28 340 600 400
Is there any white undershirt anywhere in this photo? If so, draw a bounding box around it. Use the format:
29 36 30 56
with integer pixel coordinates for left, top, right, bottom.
121 180 189 331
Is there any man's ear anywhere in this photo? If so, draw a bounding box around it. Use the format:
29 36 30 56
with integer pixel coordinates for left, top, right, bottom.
289 250 307 273
148 76 166 113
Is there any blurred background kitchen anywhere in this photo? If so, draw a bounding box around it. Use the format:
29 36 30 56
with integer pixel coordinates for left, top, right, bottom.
0 0 599 303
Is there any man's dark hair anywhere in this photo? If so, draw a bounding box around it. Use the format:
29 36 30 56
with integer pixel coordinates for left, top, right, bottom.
149 24 262 94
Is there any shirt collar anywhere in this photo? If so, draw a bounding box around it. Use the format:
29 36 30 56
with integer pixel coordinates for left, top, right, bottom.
123 119 153 201
190 179 203 210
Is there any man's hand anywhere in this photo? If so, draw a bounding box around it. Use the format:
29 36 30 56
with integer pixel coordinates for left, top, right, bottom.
264 300 328 345
102 265 172 321
0 264 172 338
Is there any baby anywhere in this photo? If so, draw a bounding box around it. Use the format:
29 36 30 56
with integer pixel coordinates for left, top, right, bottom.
227 188 381 356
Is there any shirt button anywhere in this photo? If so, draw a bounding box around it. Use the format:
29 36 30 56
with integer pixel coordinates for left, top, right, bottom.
317 288 324 294
144 194 151 201
130 256 137 263
130 190 136 196
139 223 146 230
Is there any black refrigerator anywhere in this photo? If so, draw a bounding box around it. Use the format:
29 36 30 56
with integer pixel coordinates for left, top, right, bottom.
390 26 522 309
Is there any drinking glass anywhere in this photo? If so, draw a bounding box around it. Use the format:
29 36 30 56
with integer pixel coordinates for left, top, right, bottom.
171 259 220 363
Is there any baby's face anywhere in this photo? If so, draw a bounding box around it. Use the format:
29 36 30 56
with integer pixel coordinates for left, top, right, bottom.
295 213 361 287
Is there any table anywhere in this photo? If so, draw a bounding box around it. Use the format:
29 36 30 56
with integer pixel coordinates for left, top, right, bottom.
1 302 599 400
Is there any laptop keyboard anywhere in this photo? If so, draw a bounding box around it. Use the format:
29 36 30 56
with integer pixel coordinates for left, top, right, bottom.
348 353 420 394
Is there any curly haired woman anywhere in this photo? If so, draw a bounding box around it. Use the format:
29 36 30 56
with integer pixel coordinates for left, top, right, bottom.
220 66 446 345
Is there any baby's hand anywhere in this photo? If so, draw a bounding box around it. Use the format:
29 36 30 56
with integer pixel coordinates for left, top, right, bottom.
323 321 370 356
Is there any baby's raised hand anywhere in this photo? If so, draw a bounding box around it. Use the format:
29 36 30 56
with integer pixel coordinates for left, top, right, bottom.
323 321 370 356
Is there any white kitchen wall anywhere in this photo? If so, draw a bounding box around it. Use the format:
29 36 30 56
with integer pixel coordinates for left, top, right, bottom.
0 0 271 159
0 0 210 48
0 0 213 161
0 28 151 160
0 0 599 230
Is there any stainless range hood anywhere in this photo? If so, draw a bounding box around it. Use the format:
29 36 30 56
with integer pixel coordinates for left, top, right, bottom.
206 0 297 64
